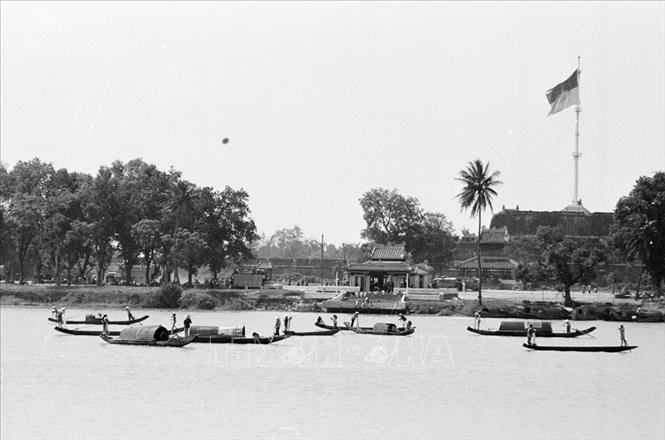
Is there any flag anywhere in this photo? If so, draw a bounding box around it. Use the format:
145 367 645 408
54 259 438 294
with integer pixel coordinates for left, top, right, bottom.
546 69 580 115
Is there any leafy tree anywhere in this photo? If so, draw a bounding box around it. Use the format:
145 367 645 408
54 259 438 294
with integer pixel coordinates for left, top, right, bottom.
175 230 209 286
131 219 163 285
162 177 197 284
5 159 55 282
359 188 424 245
610 171 665 295
455 159 502 305
63 220 94 284
409 212 455 274
80 167 116 286
197 186 257 277
536 226 606 307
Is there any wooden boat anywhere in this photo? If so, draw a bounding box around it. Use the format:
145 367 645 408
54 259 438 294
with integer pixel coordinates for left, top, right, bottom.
314 318 372 331
284 328 340 336
193 333 290 344
49 314 149 325
54 326 183 337
99 325 195 347
523 343 637 352
467 320 596 338
347 322 415 336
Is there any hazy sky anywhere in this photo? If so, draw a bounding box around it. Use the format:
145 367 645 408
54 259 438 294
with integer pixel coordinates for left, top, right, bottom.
2 2 664 245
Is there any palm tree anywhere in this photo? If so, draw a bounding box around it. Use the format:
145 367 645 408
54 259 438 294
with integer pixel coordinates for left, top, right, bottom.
456 159 502 306
163 180 197 284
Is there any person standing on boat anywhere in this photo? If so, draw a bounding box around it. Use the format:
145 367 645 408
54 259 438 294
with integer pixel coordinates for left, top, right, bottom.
283 315 290 332
274 316 281 336
350 311 359 328
171 313 177 331
564 320 571 333
526 325 536 346
183 314 192 337
58 308 66 328
126 306 135 321
619 325 627 347
474 311 481 329
101 314 109 335
331 314 338 328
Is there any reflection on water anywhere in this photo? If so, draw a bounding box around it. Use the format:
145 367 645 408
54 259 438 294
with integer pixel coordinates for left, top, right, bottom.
1 307 664 440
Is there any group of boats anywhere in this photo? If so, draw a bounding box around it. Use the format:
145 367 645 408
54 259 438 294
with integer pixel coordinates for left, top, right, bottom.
467 320 638 352
51 310 638 352
51 312 417 348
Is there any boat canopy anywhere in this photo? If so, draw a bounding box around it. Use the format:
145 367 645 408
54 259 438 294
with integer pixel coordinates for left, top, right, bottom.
118 325 169 341
499 321 552 332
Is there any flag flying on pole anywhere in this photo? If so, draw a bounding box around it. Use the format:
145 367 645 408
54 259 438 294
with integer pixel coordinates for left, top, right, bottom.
546 69 580 115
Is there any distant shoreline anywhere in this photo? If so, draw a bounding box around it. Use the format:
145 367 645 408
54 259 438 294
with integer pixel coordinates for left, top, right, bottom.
2 283 663 322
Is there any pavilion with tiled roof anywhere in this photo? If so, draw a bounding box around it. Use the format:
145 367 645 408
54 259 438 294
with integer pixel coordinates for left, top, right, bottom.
455 227 517 280
345 245 433 292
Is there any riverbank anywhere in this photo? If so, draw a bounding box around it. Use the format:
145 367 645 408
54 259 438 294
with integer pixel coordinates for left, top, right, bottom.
2 283 664 321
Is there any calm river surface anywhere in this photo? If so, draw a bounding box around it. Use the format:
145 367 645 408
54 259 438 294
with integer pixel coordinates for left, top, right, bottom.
1 307 664 440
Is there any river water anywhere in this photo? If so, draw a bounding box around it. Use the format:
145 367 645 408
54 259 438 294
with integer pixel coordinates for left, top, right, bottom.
1 307 664 440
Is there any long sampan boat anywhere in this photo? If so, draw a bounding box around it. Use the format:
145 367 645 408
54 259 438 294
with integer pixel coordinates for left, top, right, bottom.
285 328 340 336
467 321 596 338
187 325 289 344
523 343 637 352
54 326 184 337
194 333 291 344
314 317 372 331
347 322 415 336
99 325 195 347
49 314 149 325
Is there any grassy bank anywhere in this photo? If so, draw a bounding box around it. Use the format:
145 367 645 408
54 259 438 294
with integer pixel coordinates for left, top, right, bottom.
2 284 663 321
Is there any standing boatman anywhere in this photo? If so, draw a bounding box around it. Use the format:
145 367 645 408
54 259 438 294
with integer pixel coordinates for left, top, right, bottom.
126 306 135 321
526 324 537 346
101 314 109 335
274 316 281 336
474 311 482 329
619 325 627 347
350 311 360 328
183 314 192 337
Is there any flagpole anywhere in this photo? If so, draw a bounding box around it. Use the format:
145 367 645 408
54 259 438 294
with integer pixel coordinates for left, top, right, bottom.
573 56 581 205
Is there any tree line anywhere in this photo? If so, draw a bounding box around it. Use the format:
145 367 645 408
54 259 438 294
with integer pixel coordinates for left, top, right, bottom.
2 158 663 304
0 158 258 286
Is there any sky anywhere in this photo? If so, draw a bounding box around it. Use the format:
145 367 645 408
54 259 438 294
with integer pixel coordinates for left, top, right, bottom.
2 2 664 245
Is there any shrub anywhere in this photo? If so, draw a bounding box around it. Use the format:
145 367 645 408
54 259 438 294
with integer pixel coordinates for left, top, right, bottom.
156 284 182 308
180 291 217 310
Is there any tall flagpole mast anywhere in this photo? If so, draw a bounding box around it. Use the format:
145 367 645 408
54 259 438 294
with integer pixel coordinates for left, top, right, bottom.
573 56 581 205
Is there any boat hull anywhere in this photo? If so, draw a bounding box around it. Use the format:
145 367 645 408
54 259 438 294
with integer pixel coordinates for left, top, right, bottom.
55 326 183 336
193 334 290 344
284 329 340 336
523 343 637 352
314 321 373 331
99 334 196 347
349 327 416 336
467 326 596 338
49 315 149 325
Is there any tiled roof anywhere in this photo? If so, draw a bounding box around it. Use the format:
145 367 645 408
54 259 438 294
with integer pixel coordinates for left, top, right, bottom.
347 261 412 272
371 245 406 261
455 256 518 269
